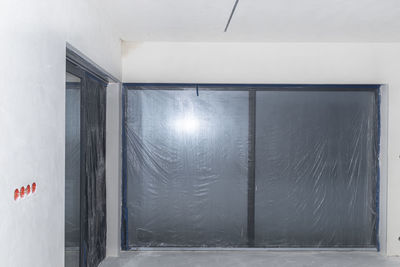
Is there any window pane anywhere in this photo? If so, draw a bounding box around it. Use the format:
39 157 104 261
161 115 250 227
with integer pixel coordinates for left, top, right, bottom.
65 72 81 267
126 89 249 247
254 90 377 247
65 74 81 248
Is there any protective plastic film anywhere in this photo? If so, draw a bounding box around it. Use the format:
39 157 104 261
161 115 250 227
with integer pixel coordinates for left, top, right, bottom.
254 91 378 247
126 88 249 247
124 85 378 249
65 82 81 248
81 73 107 267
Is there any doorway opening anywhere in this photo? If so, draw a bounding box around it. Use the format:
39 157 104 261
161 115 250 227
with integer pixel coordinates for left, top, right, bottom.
65 47 109 267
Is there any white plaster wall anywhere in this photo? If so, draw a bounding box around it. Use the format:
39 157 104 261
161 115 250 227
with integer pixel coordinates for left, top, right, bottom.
0 1 121 266
122 42 400 256
106 83 122 257
380 85 389 254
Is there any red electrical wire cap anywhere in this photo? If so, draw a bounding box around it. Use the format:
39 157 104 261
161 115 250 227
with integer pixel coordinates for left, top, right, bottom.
26 184 31 195
14 189 19 201
20 186 25 198
32 183 36 193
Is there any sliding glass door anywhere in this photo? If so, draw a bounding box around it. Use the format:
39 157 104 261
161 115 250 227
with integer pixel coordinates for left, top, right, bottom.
65 59 107 267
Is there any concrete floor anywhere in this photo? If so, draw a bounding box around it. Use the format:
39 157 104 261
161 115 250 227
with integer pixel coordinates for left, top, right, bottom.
100 251 400 267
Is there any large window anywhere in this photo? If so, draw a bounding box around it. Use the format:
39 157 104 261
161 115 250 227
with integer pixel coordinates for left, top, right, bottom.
122 84 379 249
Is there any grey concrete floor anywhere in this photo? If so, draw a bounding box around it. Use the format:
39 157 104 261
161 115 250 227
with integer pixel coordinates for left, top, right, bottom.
100 251 400 267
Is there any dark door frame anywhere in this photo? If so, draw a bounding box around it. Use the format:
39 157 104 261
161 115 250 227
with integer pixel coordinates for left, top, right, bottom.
66 46 114 266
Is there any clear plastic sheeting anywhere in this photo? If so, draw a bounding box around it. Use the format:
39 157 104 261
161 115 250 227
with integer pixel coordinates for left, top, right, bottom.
123 85 379 249
126 89 249 247
81 73 107 267
65 82 81 248
66 61 108 267
254 91 378 248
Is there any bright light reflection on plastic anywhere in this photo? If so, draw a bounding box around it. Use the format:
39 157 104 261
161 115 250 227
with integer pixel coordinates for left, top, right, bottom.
172 115 199 134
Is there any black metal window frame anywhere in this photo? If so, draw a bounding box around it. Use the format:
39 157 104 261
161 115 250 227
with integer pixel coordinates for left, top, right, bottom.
121 83 381 251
